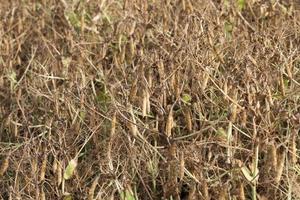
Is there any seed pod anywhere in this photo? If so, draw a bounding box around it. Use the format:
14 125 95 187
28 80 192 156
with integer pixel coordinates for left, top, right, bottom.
267 142 277 171
13 122 18 138
142 89 148 117
120 45 126 63
147 70 153 88
0 156 9 176
188 184 196 200
32 158 38 179
129 105 138 136
146 89 151 114
129 79 138 103
223 80 228 96
157 60 165 81
88 175 100 200
179 152 185 180
183 106 192 132
241 109 247 127
40 153 48 182
83 9 89 31
57 160 62 186
252 117 257 140
267 86 273 105
237 181 245 200
279 72 285 96
40 188 46 200
129 21 136 36
275 149 285 185
218 187 227 200
249 85 255 105
187 0 194 12
265 98 270 123
201 180 209 199
286 64 292 80
169 143 177 158
52 157 58 173
35 187 40 200
230 90 238 122
165 107 174 138
129 37 135 57
201 73 209 91
230 103 237 122
181 0 186 11
290 130 297 165
111 112 116 137
170 74 176 92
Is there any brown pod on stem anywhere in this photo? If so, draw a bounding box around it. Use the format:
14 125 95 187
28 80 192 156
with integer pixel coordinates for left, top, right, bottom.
88 175 100 200
275 148 285 185
57 160 62 186
179 152 185 180
165 106 174 138
290 129 297 165
188 184 196 200
183 106 192 132
129 79 138 103
111 112 117 137
129 105 138 137
267 142 278 172
40 153 48 182
0 156 9 176
237 181 246 200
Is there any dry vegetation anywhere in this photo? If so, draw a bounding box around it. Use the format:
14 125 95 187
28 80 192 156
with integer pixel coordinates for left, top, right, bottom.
0 0 300 199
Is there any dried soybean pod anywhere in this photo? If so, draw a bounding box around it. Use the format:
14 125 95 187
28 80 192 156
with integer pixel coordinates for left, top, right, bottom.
52 156 58 173
88 175 100 200
275 148 285 185
57 160 62 186
165 106 174 138
129 79 138 103
237 181 246 200
40 153 48 182
40 187 46 200
267 142 277 171
188 183 196 200
111 112 117 137
279 72 285 96
0 156 9 176
129 105 138 137
290 129 297 165
202 180 209 199
142 89 148 117
179 152 185 180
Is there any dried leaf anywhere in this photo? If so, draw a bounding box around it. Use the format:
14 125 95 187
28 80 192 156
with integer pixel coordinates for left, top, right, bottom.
64 159 77 180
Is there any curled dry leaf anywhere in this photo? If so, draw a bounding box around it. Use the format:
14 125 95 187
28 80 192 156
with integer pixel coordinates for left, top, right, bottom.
64 159 78 180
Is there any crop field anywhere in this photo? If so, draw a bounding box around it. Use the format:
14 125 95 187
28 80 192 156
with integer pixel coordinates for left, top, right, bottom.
0 0 300 199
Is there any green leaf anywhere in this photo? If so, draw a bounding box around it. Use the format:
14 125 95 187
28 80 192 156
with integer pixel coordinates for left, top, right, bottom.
224 0 230 8
65 11 81 30
63 195 73 200
237 0 246 11
224 21 233 38
182 94 192 104
64 159 77 180
216 127 227 139
120 189 135 200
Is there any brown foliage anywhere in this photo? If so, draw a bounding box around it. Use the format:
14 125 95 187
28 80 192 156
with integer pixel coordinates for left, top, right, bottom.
0 0 299 199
